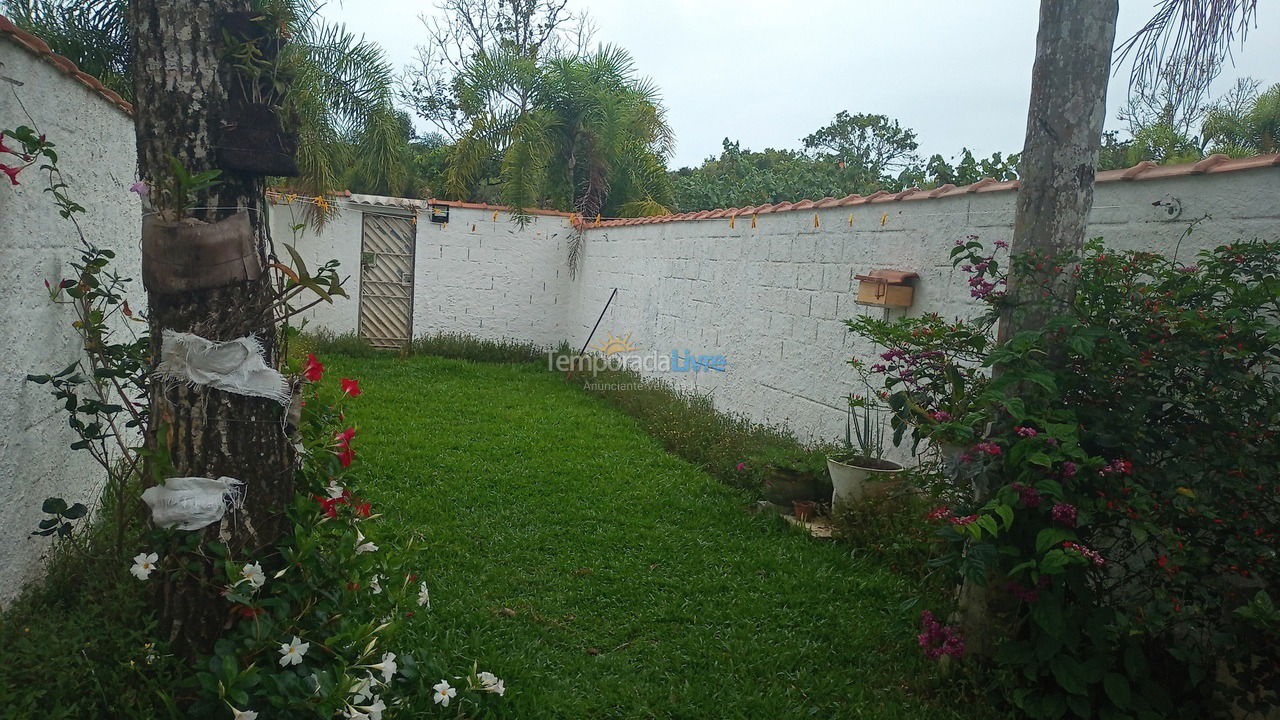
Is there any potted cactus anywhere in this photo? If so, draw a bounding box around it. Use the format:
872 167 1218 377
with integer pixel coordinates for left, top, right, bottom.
827 393 903 512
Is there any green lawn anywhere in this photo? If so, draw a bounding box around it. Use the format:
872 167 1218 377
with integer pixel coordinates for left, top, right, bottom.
336 353 969 719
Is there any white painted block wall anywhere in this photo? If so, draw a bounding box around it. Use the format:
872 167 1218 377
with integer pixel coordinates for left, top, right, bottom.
270 198 574 348
562 169 1280 449
0 38 141 603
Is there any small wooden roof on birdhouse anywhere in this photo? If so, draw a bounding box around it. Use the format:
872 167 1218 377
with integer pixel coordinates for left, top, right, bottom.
854 269 918 285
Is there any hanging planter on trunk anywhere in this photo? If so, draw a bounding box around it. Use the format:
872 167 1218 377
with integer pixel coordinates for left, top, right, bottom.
216 102 299 177
141 211 262 294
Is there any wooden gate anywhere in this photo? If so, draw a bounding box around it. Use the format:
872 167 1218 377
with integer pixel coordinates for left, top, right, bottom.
358 213 416 348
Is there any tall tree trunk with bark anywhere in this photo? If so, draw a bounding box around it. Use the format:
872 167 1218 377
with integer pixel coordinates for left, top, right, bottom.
131 0 293 657
1000 0 1119 343
960 0 1119 658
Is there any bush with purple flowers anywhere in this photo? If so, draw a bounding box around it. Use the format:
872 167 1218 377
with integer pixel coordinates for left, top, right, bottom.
851 236 1280 718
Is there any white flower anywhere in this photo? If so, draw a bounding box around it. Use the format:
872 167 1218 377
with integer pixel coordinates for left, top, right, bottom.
326 481 345 499
344 711 369 720
369 574 383 594
358 697 386 720
478 671 505 696
370 652 397 682
416 581 430 607
432 680 457 707
230 708 258 720
130 552 159 580
278 635 309 667
240 562 266 588
354 530 378 554
349 674 374 703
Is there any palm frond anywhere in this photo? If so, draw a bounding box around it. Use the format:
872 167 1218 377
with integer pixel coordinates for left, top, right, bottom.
1118 0 1258 104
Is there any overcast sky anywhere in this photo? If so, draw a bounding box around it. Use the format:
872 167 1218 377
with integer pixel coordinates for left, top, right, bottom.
320 1 1280 169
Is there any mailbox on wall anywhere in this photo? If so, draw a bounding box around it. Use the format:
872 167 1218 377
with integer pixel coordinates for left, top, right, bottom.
855 269 918 308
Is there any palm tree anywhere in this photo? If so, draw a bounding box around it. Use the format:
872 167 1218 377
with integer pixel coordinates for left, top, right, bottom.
1202 81 1280 156
445 44 674 222
4 0 413 217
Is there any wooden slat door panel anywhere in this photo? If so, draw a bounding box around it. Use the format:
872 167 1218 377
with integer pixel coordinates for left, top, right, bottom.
358 213 416 348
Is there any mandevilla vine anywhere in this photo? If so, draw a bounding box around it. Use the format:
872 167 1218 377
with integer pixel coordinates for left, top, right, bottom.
851 235 1280 719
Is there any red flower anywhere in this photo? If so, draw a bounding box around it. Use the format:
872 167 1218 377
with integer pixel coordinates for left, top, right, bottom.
926 506 951 521
354 501 372 517
1 163 21 186
334 426 356 449
235 604 263 619
341 377 362 397
303 353 324 382
949 514 978 526
338 446 355 467
316 494 346 517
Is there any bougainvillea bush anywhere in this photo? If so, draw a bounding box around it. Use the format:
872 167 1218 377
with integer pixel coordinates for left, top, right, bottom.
854 237 1280 719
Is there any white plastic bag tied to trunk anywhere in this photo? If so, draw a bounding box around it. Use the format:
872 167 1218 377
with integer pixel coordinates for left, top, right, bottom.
142 476 243 531
156 329 290 405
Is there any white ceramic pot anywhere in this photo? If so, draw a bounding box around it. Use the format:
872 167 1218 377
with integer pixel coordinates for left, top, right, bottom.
827 456 905 512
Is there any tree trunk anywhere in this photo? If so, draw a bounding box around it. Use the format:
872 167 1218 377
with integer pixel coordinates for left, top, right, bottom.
131 0 293 657
961 0 1119 658
999 0 1119 343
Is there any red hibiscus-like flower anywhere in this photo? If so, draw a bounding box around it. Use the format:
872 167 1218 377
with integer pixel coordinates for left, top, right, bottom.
1 163 21 186
334 426 356 449
303 353 324 382
316 494 347 518
353 501 372 517
338 446 355 467
341 377 362 397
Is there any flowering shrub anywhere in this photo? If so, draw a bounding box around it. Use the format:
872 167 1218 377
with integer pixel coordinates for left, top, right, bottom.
122 360 508 718
854 237 1280 718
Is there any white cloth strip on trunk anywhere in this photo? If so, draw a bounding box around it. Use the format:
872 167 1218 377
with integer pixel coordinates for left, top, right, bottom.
156 329 290 405
142 476 244 531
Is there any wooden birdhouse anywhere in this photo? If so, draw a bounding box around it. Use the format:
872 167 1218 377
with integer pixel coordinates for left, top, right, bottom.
855 269 918 308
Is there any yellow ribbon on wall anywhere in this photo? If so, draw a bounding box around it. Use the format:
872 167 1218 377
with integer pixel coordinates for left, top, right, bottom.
729 214 735 229
880 212 888 226
751 213 757 229
814 213 820 228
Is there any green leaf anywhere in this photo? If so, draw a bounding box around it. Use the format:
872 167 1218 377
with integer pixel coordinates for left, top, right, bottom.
994 503 1015 530
63 503 88 519
1036 527 1075 554
1104 673 1132 709
1050 654 1089 695
41 497 68 515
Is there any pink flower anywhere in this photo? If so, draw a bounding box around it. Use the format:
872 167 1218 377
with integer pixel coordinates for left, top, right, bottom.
926 506 950 521
1063 540 1105 567
972 441 1002 456
1010 482 1042 509
994 239 1009 249
928 410 952 422
1061 461 1077 478
949 514 978 526
1 163 21 185
918 610 965 659
735 461 747 471
129 181 149 196
1051 502 1077 527
1015 426 1037 438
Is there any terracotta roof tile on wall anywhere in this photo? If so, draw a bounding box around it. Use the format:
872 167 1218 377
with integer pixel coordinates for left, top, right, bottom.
0 14 134 116
581 153 1280 228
